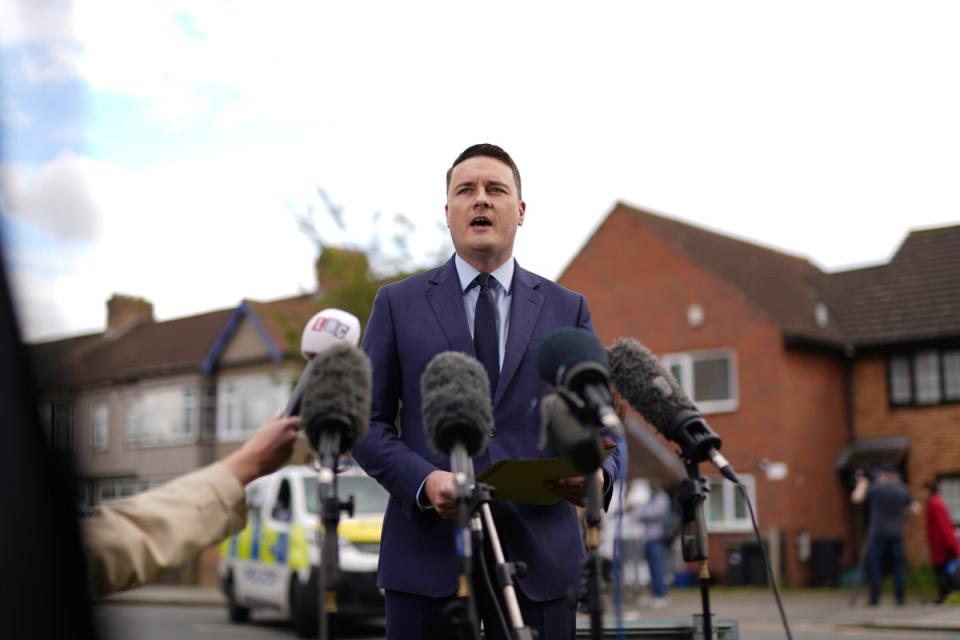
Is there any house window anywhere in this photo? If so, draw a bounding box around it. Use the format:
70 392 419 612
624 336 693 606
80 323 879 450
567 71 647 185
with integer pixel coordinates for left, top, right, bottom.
939 476 960 525
945 351 960 402
98 477 140 504
125 385 198 447
92 403 109 452
706 473 756 533
662 349 738 414
201 382 218 442
888 348 960 407
217 372 293 441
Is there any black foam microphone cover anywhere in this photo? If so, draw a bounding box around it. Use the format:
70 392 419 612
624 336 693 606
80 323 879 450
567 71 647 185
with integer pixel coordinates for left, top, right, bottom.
608 337 722 464
300 343 372 453
537 327 610 389
421 351 493 457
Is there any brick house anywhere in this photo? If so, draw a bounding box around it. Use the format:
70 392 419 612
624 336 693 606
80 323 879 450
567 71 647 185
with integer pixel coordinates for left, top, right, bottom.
560 202 960 586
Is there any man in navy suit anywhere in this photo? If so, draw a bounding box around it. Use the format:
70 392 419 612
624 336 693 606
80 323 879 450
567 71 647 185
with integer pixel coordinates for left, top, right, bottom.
352 144 620 639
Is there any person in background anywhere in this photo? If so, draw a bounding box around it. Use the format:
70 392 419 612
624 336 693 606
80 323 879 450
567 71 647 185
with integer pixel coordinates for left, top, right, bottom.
83 414 300 598
636 478 672 609
851 464 920 606
923 479 959 604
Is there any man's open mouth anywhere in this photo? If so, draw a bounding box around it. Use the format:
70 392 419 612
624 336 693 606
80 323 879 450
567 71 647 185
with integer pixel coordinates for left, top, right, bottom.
470 216 493 227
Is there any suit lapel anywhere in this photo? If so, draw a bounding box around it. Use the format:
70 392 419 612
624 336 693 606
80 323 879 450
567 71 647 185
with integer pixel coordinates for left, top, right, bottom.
426 257 474 355
495 263 543 408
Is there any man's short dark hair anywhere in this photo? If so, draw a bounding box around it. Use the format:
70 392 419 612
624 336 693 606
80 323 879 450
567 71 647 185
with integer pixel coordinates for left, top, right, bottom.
446 143 522 197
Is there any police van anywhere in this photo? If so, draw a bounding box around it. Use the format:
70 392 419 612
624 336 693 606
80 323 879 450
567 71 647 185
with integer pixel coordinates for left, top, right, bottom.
218 463 387 636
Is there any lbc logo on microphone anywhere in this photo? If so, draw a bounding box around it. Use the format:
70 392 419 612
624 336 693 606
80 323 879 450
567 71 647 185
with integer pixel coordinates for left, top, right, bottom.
312 316 351 339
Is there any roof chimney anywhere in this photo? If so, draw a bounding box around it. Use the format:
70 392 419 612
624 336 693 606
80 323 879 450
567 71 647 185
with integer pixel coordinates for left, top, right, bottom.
106 294 154 334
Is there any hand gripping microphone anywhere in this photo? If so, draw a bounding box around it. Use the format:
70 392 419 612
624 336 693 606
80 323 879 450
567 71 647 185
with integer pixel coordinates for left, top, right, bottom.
421 351 493 479
608 338 739 483
299 342 372 459
536 327 624 435
283 308 361 418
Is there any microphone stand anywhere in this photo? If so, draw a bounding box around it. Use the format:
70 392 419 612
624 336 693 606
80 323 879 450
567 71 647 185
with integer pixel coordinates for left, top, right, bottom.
581 470 605 640
449 445 482 640
467 482 536 640
677 460 713 640
314 431 354 640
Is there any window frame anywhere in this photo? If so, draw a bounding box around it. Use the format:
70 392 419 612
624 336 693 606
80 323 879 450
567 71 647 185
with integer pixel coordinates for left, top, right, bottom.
938 475 960 526
124 384 199 448
92 402 109 453
661 348 739 414
216 371 295 442
887 347 960 408
705 473 756 533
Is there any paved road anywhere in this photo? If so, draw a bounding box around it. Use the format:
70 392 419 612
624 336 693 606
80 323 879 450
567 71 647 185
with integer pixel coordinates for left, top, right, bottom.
95 605 386 640
95 597 955 640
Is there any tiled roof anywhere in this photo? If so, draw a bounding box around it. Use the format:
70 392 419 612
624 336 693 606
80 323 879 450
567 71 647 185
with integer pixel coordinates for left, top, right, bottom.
30 294 324 389
818 224 960 346
608 203 960 348
32 308 234 388
246 295 322 356
615 203 846 345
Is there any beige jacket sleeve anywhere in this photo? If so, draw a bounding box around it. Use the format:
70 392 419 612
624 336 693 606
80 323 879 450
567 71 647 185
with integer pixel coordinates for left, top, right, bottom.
83 461 247 599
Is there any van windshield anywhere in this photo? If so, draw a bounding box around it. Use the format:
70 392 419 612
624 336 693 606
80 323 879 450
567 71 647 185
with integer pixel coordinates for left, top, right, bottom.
303 475 390 516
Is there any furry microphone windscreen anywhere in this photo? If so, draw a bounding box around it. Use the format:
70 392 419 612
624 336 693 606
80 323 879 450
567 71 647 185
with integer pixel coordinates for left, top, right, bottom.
536 327 609 386
420 351 493 457
300 342 372 453
608 337 697 435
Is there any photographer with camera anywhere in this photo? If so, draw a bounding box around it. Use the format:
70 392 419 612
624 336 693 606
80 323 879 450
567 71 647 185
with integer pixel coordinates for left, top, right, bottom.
851 464 920 606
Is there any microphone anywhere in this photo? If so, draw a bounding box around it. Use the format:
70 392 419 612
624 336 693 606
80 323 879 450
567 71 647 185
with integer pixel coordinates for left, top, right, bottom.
539 393 606 473
421 351 493 465
283 308 361 418
608 338 739 484
536 327 623 434
299 342 372 458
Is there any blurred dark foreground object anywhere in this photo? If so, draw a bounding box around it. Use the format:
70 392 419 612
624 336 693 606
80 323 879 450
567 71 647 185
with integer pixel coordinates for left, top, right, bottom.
0 242 98 639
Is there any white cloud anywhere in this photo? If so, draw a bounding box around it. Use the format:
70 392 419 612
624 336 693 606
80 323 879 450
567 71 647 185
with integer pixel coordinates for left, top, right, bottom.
2 152 103 241
0 1 83 81
7 1 960 341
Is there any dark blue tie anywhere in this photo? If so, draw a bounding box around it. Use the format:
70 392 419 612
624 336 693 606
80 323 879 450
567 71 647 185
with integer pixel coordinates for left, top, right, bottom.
471 273 499 394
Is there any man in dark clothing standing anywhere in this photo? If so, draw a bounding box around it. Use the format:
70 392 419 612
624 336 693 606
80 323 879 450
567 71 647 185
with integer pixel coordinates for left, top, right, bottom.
852 465 919 605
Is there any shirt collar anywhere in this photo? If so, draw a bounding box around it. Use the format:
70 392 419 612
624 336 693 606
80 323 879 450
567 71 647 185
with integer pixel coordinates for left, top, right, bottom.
454 254 515 294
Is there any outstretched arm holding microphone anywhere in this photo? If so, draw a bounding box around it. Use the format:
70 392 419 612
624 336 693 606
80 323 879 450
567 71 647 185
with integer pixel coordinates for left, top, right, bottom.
83 413 300 599
83 308 362 600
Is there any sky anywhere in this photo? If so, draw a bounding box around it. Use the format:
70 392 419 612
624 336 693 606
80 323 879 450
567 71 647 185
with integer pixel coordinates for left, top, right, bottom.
2 1 959 343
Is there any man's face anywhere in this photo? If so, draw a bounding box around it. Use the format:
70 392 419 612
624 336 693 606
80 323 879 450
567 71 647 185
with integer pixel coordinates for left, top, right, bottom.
445 156 525 267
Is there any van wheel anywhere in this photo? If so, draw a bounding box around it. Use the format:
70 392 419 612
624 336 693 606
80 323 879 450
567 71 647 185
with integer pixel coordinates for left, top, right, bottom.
225 572 251 623
291 570 318 638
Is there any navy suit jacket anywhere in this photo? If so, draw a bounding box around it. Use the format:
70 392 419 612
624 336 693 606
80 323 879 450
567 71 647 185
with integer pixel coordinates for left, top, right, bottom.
352 256 621 600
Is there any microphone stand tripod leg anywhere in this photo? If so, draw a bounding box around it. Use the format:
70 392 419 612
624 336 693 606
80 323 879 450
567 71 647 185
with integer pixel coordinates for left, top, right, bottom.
479 503 535 640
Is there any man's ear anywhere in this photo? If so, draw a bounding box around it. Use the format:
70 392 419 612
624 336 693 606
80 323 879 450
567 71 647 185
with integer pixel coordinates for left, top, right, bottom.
517 200 526 226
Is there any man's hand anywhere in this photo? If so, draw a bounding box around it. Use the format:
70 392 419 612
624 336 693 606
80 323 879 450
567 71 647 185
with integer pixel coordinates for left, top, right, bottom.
544 469 605 507
424 470 457 519
224 414 301 485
